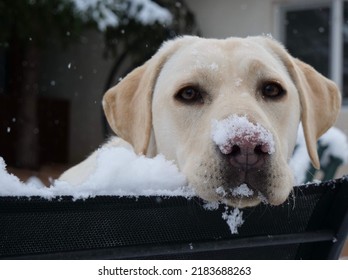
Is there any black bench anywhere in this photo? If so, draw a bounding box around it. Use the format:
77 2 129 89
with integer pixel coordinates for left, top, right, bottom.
1 176 348 259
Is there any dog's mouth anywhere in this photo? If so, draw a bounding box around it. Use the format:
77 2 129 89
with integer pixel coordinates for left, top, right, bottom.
215 183 269 207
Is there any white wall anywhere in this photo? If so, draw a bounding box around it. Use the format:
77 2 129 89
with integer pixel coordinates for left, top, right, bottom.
185 0 274 38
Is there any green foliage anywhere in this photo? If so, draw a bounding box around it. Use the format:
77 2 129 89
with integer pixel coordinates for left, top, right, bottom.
0 0 86 48
103 0 198 65
0 0 198 57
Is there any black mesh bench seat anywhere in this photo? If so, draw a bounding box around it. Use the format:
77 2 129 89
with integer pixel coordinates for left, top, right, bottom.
1 176 348 260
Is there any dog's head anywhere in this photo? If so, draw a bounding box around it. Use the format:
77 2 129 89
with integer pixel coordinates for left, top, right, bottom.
103 36 341 207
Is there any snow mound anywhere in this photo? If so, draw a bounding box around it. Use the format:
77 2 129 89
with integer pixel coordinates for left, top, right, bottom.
211 115 275 155
231 183 254 197
319 127 348 167
202 201 245 234
0 147 192 199
290 125 348 184
222 208 244 234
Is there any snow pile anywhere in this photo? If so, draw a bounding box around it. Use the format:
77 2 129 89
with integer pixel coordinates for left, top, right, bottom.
211 115 275 155
222 208 244 234
0 157 52 197
290 126 348 184
215 186 226 197
203 201 245 234
216 184 268 205
231 183 254 197
216 184 254 199
0 147 191 199
319 127 348 167
71 0 172 31
203 201 220 211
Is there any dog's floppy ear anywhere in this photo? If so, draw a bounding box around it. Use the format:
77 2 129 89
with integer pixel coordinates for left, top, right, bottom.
256 36 341 169
103 63 153 155
290 59 341 169
256 37 341 169
102 36 195 154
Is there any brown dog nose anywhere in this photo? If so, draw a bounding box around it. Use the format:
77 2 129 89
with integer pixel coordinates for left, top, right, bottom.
218 132 272 170
212 115 275 170
228 143 268 170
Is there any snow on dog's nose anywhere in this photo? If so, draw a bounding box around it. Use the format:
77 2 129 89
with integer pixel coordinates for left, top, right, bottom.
211 115 275 170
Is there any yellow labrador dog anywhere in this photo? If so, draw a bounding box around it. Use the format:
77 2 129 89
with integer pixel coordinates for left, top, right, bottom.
60 36 341 208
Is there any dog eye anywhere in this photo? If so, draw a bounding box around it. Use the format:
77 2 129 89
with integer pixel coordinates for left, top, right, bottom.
176 86 204 104
261 82 286 99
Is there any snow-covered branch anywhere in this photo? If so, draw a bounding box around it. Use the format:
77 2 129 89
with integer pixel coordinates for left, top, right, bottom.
71 0 173 31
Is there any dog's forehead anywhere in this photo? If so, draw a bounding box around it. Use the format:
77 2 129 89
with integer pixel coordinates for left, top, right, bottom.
163 37 287 76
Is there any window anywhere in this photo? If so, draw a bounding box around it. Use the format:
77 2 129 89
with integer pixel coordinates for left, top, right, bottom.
278 0 348 101
285 7 330 77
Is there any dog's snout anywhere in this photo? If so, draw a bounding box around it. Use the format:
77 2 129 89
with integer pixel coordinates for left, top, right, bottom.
227 143 269 170
218 132 272 170
212 115 275 152
212 115 275 171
